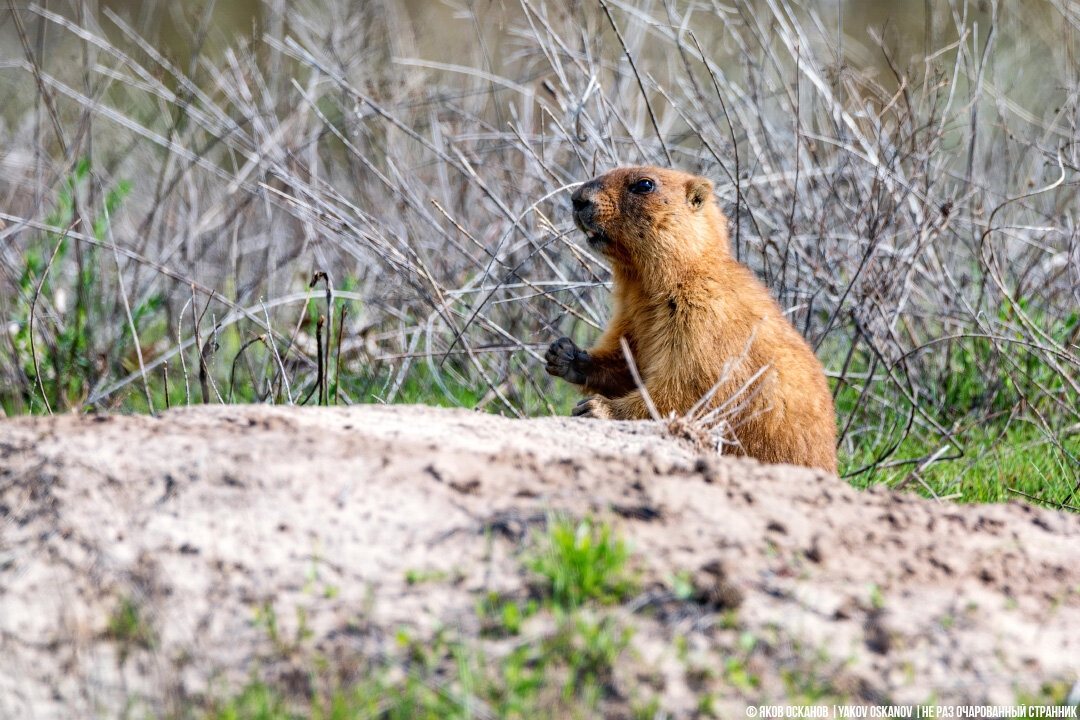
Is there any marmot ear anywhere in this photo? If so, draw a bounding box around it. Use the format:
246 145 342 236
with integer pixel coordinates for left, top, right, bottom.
686 177 714 210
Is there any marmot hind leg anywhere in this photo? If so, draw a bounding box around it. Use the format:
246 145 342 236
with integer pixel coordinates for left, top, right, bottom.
571 392 652 420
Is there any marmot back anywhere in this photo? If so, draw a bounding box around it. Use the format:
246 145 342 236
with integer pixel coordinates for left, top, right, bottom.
545 166 837 473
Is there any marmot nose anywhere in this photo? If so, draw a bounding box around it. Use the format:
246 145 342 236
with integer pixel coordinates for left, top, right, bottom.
571 188 592 213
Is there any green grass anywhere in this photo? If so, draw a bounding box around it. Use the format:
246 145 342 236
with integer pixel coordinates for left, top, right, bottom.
105 512 1080 718
199 615 632 720
3 159 131 415
839 399 1079 508
184 516 639 720
105 595 157 666
834 331 1079 509
524 515 637 609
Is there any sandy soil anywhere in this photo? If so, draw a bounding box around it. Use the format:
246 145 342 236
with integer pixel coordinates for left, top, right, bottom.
1 404 1078 718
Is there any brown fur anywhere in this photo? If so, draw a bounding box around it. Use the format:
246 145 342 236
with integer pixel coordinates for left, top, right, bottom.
545 166 837 473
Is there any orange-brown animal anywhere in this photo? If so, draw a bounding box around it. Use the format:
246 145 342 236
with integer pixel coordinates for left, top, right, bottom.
545 166 837 473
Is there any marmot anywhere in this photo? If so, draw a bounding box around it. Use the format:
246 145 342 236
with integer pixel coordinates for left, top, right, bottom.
545 166 837 473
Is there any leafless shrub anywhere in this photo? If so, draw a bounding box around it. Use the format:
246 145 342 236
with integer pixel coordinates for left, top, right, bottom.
0 0 1076 494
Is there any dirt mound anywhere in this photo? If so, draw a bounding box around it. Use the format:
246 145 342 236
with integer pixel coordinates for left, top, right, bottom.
1 405 1078 717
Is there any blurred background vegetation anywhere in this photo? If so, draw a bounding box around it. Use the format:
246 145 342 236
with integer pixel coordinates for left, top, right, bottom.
0 0 1077 508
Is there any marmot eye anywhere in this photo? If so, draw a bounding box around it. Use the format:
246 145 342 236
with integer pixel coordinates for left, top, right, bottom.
629 178 655 194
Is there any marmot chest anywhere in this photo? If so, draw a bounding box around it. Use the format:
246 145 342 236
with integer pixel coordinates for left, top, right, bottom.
625 292 711 372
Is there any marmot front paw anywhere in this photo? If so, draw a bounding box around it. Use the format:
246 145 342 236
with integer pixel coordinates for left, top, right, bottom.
571 395 613 419
545 337 591 385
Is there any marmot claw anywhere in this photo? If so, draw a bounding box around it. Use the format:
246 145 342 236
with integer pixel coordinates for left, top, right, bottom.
545 337 591 385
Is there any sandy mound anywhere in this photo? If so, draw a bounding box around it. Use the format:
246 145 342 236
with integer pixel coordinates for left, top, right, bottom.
1 405 1078 717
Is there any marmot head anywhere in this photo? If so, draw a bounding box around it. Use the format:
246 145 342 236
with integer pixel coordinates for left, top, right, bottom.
570 166 727 272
